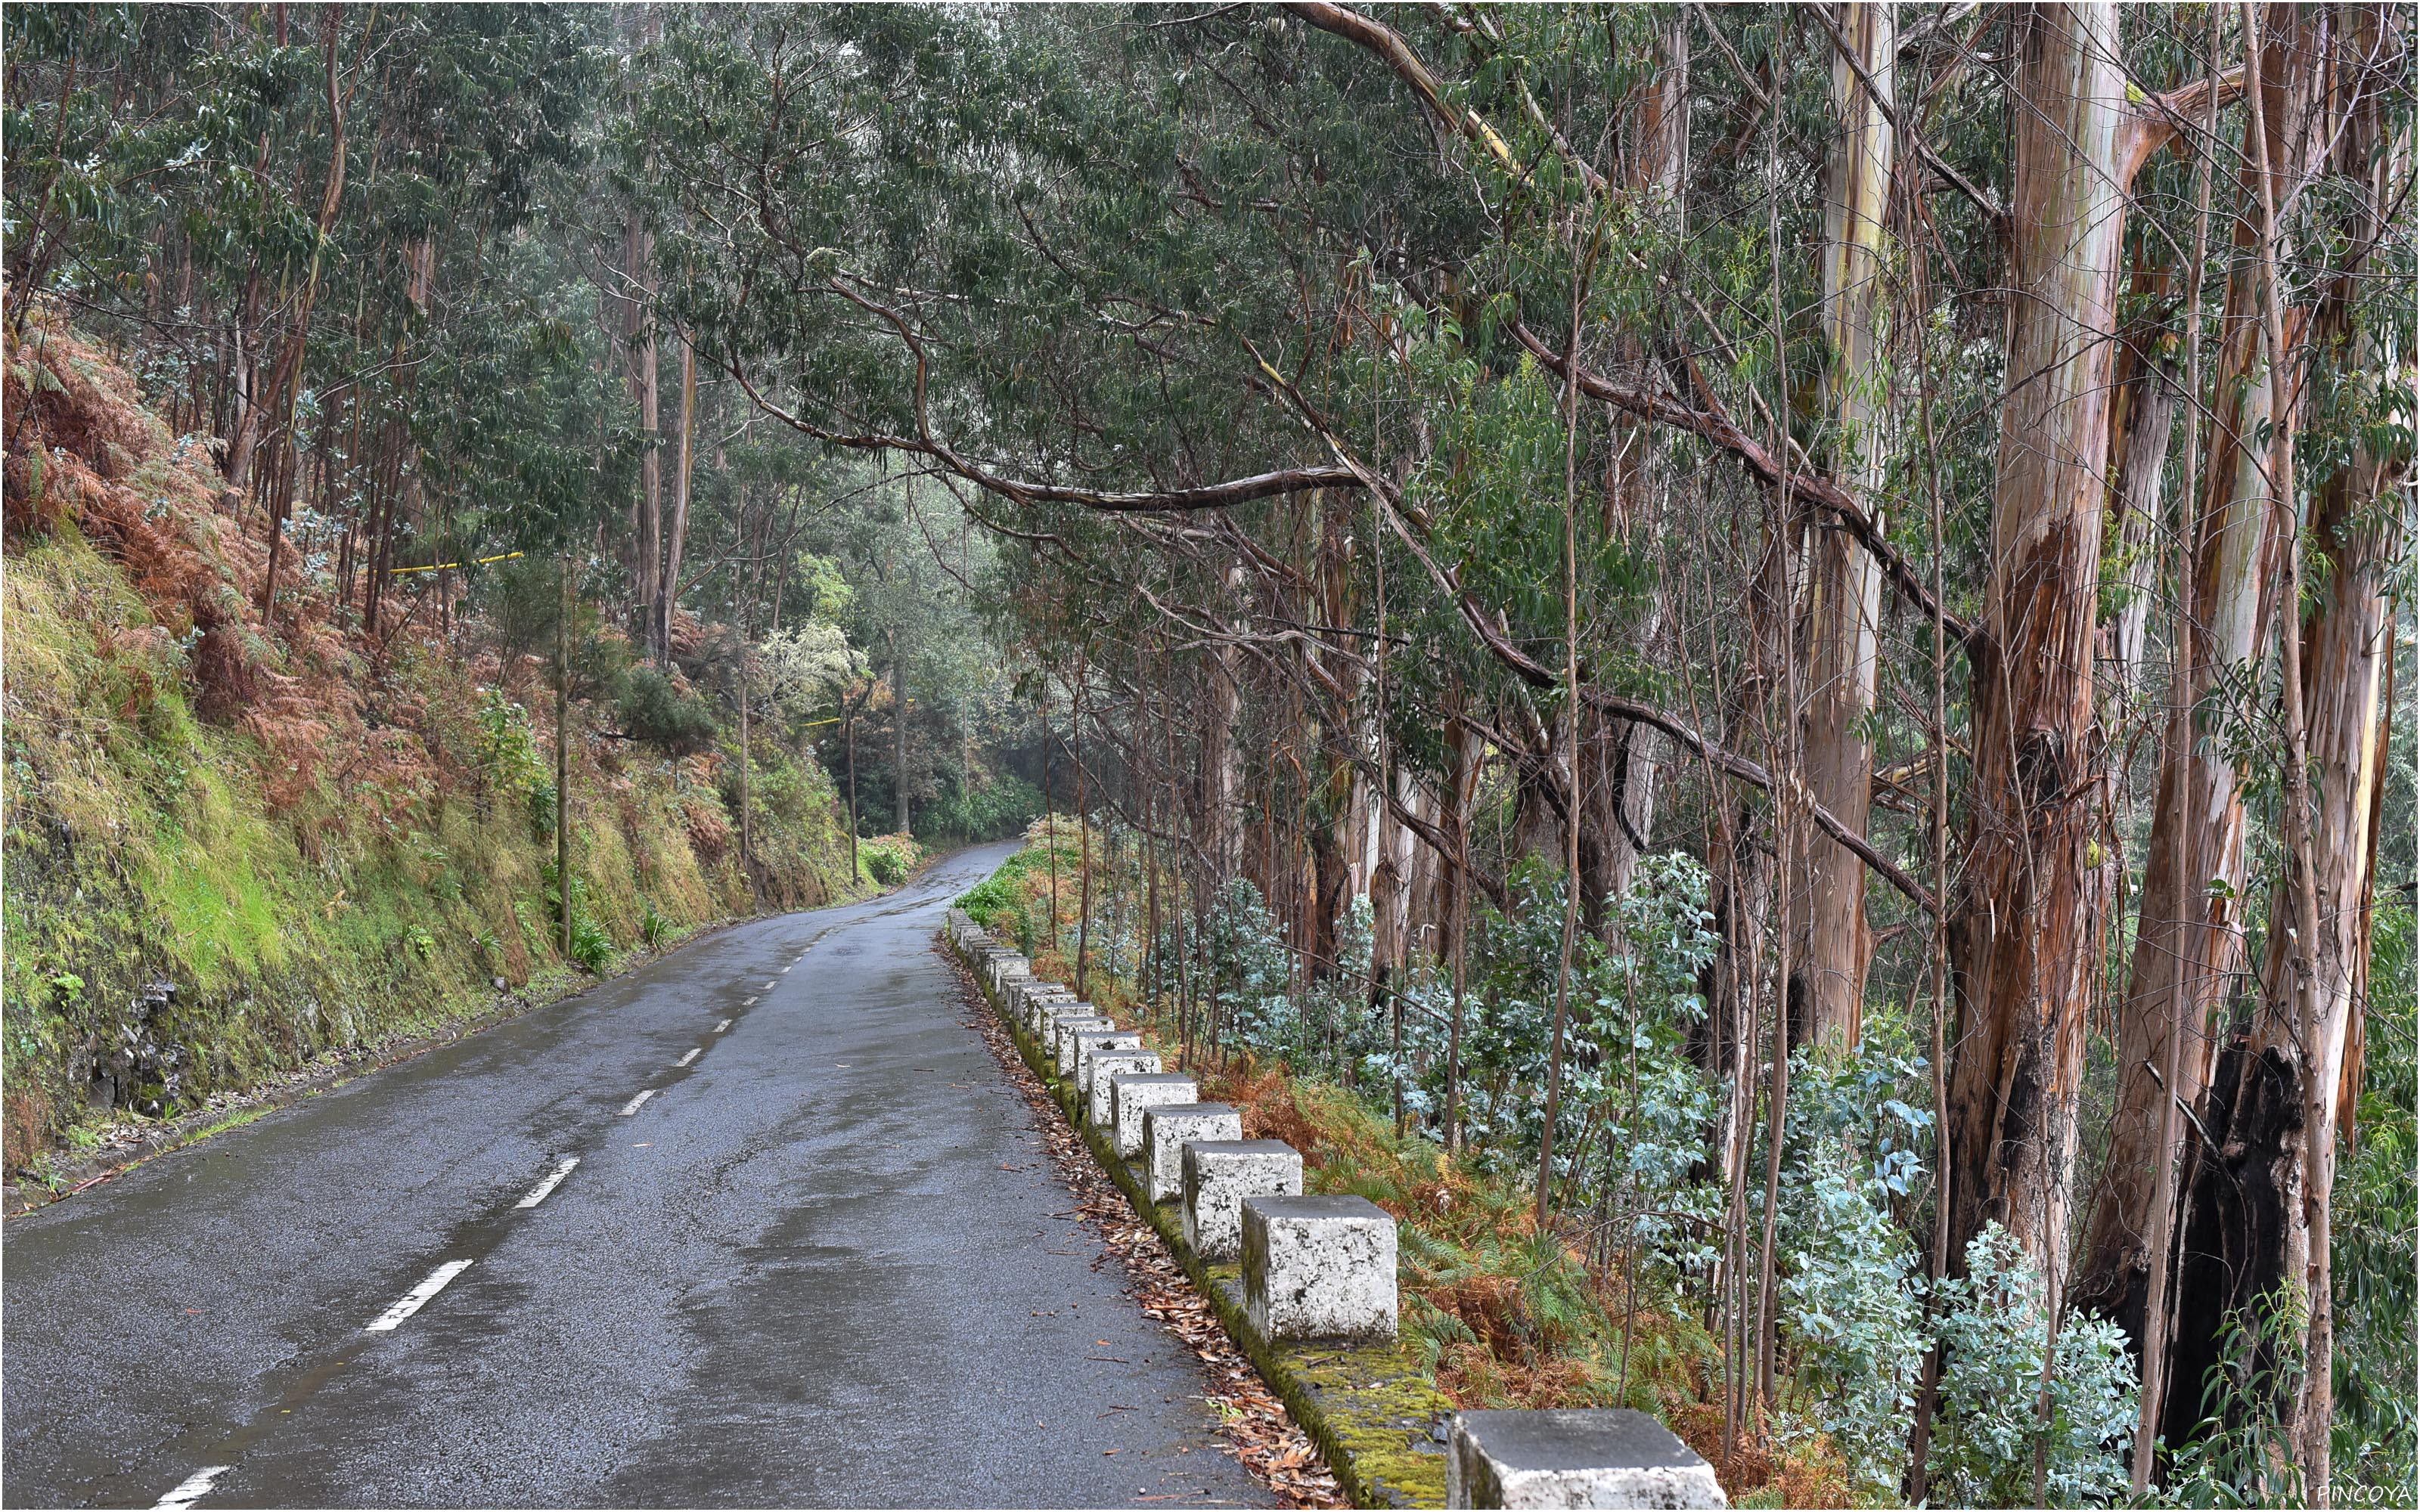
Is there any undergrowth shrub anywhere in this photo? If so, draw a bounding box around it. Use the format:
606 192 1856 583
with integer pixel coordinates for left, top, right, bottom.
860 832 917 888
616 667 718 754
1931 1225 2138 1507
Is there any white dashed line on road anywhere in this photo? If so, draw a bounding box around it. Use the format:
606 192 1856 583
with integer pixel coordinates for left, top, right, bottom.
762 980 777 989
154 1465 228 1510
619 1089 656 1116
743 996 758 1005
515 1157 579 1209
780 965 792 974
365 1259 473 1333
675 1048 701 1067
714 1018 732 1033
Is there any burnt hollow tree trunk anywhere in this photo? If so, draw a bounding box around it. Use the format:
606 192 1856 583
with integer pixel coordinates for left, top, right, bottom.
1943 2 2130 1284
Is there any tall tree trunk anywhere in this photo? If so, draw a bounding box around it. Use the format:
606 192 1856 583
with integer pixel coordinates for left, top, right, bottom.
1592 10 1686 930
657 331 696 662
2073 22 2314 1343
557 548 573 959
2114 24 2223 1498
1075 669 1093 998
1442 711 1475 1151
1944 2 2130 1284
1792 0 1895 1048
623 208 660 652
258 12 346 624
2163 14 2404 1470
892 628 910 835
1207 609 1245 885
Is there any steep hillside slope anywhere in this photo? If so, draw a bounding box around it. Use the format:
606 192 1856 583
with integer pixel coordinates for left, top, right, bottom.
2 318 869 1173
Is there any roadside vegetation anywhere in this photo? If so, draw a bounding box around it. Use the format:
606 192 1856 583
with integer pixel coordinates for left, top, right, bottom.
2 325 873 1173
968 812 2415 1508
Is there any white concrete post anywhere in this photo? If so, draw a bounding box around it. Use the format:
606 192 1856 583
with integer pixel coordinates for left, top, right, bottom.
1108 1074 1196 1158
1240 1194 1397 1343
1181 1139 1302 1261
1445 1409 1727 1509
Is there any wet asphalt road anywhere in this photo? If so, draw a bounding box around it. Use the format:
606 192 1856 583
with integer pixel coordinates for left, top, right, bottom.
3 843 1272 1509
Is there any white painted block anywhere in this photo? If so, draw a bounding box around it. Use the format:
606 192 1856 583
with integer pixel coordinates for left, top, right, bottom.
987 953 1032 990
1016 984 1076 1033
1081 1047 1157 1117
1141 1104 1243 1203
1108 1074 1197 1158
1446 1409 1727 1509
1050 1015 1112 1072
1182 1139 1303 1261
1028 996 1086 1038
1241 1194 1396 1343
1027 996 1078 1036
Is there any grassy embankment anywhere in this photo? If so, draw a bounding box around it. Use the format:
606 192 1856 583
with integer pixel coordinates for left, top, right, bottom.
957 820 1848 1507
2 319 910 1179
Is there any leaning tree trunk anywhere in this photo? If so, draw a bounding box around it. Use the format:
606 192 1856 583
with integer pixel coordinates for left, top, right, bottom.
1943 2 2130 1284
1792 0 1894 1048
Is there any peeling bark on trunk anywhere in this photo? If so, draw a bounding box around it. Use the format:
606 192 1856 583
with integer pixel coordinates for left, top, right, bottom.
2101 317 2180 702
1944 2 2130 1284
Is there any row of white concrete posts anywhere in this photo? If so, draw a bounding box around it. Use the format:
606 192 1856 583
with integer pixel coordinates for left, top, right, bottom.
945 909 1726 1510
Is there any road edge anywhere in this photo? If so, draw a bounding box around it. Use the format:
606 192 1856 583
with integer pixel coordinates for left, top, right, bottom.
2 863 931 1219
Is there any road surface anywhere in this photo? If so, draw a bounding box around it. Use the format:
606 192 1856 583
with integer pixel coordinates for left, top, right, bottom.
3 842 1270 1508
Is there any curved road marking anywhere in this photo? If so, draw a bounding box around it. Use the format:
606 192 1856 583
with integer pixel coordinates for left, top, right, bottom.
365 1260 473 1334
